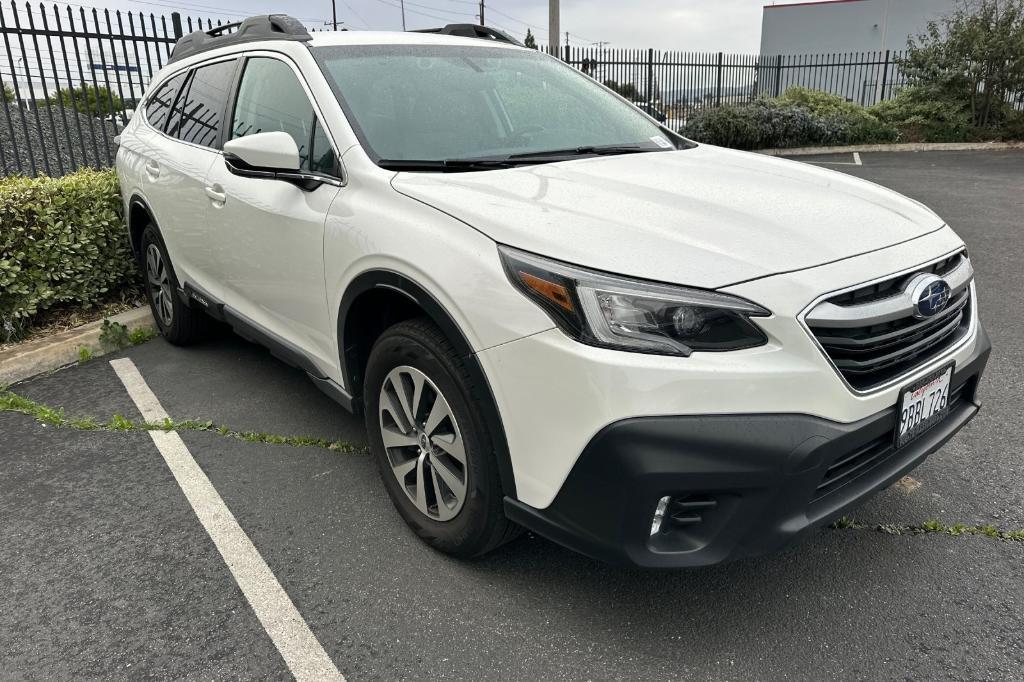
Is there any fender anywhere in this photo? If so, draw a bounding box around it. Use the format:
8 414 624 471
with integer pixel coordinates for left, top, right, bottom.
127 193 156 256
338 269 519 500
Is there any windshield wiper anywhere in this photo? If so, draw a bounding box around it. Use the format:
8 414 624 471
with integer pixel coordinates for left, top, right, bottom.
506 144 669 160
378 144 671 173
377 158 516 172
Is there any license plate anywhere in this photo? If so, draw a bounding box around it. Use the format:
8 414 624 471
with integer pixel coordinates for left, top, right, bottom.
896 363 954 449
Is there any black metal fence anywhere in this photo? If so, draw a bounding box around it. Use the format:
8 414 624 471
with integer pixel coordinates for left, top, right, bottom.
0 2 238 177
1 2 918 178
553 46 908 129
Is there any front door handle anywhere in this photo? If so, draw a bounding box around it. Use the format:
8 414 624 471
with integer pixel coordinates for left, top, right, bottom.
205 185 227 204
144 161 160 179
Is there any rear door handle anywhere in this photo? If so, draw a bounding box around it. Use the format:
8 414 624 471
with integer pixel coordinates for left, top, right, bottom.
144 161 160 179
205 185 226 204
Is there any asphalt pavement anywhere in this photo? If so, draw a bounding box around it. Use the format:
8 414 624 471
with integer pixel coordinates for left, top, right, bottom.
2 150 1022 680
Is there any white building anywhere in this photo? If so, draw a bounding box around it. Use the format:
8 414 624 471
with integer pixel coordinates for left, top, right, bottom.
760 0 958 55
759 0 959 104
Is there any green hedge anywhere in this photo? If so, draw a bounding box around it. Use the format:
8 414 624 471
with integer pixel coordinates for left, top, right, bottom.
682 87 898 150
0 169 136 343
682 85 1023 150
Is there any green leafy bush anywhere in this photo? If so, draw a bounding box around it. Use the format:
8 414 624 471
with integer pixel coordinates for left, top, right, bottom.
869 87 974 142
683 88 898 150
0 169 136 343
777 86 897 144
46 85 122 118
900 0 1024 131
683 99 842 150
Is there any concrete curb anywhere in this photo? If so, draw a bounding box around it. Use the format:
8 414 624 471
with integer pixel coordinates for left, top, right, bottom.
756 141 1024 157
0 306 156 386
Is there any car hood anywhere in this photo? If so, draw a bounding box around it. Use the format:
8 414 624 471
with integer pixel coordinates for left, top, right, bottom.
390 144 945 289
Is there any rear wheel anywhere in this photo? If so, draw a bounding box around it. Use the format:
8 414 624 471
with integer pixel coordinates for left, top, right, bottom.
364 319 519 557
140 225 209 346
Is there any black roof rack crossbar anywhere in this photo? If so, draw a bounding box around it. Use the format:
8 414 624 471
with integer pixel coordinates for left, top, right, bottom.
168 14 311 64
412 23 523 47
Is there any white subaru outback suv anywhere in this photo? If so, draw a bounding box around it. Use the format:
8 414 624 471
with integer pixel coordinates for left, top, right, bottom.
116 16 989 567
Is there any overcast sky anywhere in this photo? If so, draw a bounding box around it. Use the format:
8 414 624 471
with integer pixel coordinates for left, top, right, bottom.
80 0 799 53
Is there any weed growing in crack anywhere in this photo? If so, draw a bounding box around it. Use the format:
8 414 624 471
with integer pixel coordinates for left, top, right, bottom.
0 389 363 454
831 516 1024 543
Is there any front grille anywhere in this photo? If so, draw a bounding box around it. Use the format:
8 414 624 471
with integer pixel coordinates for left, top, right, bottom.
806 252 973 391
812 383 967 502
827 253 963 307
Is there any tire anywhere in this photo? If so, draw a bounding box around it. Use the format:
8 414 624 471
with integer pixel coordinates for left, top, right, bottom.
140 224 209 346
364 318 520 557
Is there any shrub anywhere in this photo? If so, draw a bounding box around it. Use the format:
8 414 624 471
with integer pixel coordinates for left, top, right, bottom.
683 90 898 150
46 85 122 118
900 0 1024 130
3 83 12 103
0 169 136 343
777 86 897 144
683 99 844 150
869 87 974 142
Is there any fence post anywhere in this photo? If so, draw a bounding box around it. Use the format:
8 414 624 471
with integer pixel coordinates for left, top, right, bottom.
646 47 654 105
878 49 891 104
774 54 783 97
171 12 183 39
715 51 723 106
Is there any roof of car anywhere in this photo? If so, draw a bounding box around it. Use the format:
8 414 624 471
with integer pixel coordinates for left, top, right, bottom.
168 15 525 65
307 30 524 50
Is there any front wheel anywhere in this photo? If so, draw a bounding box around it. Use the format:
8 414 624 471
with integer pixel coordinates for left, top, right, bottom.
364 319 519 557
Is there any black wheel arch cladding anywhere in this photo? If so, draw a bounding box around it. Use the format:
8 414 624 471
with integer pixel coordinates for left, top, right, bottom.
338 269 519 500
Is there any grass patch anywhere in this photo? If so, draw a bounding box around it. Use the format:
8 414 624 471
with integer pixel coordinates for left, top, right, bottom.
831 516 1024 543
0 388 362 454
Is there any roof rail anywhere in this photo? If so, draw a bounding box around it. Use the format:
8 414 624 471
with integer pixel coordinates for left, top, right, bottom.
412 23 523 47
168 14 311 64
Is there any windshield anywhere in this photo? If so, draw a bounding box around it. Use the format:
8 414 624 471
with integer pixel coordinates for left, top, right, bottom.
312 44 684 167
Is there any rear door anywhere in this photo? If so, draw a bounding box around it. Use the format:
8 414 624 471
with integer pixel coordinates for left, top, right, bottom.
202 54 341 371
133 69 212 283
159 57 239 298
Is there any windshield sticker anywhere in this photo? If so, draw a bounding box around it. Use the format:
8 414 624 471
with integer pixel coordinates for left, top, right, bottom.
650 135 673 149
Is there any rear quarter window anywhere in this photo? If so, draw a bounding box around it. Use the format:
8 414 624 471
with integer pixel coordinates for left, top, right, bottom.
143 72 186 131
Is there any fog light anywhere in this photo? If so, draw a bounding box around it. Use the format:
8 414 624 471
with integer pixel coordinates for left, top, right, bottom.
650 496 671 536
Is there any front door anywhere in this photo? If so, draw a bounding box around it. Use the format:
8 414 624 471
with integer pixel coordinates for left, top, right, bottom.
203 55 341 373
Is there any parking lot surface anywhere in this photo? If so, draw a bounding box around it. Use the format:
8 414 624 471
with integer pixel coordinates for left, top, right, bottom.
2 150 1023 680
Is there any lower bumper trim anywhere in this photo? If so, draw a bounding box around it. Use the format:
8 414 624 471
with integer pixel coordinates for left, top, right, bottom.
505 326 991 568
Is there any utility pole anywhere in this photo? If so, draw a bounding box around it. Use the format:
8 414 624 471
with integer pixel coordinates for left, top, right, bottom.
479 1 485 26
401 0 406 30
565 31 569 47
549 0 560 56
331 0 337 30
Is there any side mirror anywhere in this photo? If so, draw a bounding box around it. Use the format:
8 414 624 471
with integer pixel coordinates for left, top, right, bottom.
223 131 300 172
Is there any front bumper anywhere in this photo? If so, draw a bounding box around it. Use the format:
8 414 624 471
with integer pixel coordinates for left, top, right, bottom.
504 326 991 568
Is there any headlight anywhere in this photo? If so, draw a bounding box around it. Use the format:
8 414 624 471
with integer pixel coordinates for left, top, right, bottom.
499 246 771 356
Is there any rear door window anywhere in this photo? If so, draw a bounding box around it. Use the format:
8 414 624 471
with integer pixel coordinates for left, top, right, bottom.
168 59 237 148
144 72 186 132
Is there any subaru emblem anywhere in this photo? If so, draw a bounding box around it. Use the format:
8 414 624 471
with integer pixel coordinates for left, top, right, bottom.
909 275 952 319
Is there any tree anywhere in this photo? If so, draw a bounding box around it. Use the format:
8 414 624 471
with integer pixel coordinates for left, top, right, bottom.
3 83 12 103
47 84 122 118
900 0 1024 129
523 28 537 49
602 79 642 100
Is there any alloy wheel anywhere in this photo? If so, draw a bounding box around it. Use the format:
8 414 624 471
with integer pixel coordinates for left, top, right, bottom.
378 365 468 521
146 243 174 328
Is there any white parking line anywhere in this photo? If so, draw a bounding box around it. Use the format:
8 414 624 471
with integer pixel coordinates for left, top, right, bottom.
805 152 863 166
109 358 344 682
